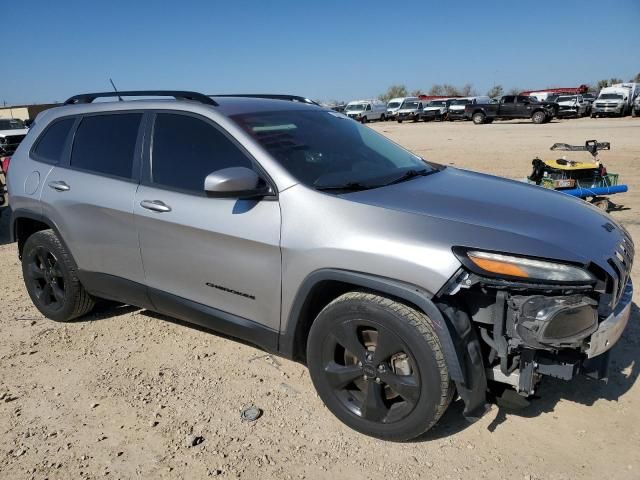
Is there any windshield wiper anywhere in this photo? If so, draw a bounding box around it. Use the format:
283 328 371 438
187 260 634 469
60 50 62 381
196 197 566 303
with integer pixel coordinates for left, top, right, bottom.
382 168 434 186
315 181 376 192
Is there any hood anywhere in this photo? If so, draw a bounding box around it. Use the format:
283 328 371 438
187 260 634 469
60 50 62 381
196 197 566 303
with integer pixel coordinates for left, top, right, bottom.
398 108 418 113
0 128 29 137
345 167 626 271
423 106 445 112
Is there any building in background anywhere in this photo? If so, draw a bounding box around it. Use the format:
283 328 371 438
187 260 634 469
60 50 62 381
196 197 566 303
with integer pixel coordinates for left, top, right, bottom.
0 103 59 121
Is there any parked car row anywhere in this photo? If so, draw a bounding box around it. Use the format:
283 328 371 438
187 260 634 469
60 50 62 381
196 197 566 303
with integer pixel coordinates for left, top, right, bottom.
340 82 639 126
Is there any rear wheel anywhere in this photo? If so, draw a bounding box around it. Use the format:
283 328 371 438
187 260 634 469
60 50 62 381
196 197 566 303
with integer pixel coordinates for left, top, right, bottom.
22 230 95 322
472 112 486 124
307 292 453 441
532 111 546 124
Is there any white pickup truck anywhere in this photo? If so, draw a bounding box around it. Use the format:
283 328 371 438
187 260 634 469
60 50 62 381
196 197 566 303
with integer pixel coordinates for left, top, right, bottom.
344 100 387 123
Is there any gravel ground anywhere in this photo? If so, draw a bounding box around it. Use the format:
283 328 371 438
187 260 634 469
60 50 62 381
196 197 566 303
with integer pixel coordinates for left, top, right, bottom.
1 116 639 480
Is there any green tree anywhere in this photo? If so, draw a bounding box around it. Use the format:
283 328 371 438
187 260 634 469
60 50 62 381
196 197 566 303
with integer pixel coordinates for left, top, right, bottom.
378 85 408 102
486 84 504 98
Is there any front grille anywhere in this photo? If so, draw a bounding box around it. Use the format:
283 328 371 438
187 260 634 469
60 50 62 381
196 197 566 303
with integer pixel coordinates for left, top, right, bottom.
607 232 634 309
595 103 605 108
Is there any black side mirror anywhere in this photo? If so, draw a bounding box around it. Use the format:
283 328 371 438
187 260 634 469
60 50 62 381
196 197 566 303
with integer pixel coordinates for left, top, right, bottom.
204 167 270 199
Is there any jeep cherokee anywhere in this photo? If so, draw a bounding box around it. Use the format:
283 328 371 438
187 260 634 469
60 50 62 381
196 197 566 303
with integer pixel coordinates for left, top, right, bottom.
6 90 634 441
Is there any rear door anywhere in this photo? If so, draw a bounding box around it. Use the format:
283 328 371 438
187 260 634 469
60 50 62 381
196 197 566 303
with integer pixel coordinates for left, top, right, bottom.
134 111 282 330
499 96 517 117
40 111 147 293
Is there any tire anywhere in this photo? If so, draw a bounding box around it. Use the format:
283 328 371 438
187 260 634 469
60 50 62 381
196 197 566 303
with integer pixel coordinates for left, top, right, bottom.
307 292 453 441
472 112 485 125
380 114 386 122
397 119 402 123
531 110 546 124
361 116 368 124
21 230 95 322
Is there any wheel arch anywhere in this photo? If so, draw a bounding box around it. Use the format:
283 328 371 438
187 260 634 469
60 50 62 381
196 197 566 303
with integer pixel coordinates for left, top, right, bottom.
278 268 466 383
10 209 67 259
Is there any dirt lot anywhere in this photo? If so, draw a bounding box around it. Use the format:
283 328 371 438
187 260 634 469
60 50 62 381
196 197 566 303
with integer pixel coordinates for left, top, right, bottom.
1 117 639 480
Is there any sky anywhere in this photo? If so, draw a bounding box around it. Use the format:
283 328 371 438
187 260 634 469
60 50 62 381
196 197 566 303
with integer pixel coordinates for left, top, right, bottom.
2 0 639 105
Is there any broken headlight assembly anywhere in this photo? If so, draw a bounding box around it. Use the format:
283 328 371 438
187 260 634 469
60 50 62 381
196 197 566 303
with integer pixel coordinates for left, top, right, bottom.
453 248 595 285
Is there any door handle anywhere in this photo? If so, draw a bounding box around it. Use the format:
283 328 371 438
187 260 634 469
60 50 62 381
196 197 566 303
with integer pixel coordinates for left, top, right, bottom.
140 200 172 213
48 181 70 192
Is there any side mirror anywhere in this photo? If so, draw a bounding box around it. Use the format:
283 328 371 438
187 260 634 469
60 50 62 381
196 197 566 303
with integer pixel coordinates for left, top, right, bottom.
204 167 269 199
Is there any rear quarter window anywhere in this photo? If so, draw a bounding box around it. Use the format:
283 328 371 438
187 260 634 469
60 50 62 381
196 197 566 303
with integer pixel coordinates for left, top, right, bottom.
31 118 75 164
70 113 142 179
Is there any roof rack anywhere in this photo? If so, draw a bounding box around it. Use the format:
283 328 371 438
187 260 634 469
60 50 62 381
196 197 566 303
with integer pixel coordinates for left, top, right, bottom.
64 90 218 106
210 94 318 105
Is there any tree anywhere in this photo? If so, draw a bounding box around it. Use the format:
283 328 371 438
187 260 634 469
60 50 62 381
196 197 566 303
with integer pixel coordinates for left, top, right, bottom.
507 87 522 95
460 83 475 96
486 84 504 98
631 73 640 83
378 85 408 102
596 78 625 90
428 84 444 96
410 89 424 97
442 84 461 96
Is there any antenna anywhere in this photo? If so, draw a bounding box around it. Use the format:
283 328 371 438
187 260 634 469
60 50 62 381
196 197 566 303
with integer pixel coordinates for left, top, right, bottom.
109 78 123 102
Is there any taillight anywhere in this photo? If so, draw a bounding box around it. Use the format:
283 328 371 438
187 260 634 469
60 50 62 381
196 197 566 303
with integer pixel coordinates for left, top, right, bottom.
1 156 10 175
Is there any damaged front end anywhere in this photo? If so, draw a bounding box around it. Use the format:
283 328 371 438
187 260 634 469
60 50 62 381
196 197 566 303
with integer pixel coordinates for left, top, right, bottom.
437 239 634 410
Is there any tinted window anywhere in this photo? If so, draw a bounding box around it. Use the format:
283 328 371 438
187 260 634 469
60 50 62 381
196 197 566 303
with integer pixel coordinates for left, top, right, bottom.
71 113 141 178
33 118 75 164
151 113 253 192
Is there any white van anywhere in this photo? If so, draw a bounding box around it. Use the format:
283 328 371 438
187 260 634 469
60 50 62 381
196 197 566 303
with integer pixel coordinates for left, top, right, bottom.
385 97 417 121
447 96 491 120
592 83 638 117
344 100 387 123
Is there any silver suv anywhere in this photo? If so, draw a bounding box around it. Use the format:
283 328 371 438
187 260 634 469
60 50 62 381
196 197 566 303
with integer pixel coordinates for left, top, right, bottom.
7 91 634 441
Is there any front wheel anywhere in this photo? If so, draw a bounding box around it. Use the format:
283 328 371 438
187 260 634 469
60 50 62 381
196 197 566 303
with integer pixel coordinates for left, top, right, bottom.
472 112 486 124
361 116 368 124
22 230 95 322
307 292 453 441
532 111 546 124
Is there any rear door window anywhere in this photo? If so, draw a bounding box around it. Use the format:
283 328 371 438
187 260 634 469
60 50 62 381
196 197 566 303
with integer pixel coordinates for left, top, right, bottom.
70 113 142 179
32 118 75 164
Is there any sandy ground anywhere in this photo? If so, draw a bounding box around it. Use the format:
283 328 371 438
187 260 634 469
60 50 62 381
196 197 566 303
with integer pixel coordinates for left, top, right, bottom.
1 116 639 480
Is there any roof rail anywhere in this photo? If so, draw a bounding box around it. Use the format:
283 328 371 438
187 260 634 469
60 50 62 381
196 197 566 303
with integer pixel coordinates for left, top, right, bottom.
210 94 318 105
64 90 218 106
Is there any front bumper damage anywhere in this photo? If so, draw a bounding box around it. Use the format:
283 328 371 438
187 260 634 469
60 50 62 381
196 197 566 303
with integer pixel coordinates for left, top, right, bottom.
438 266 633 415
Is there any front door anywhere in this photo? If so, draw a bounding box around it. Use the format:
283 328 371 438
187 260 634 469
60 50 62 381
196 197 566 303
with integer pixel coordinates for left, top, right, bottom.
134 112 282 330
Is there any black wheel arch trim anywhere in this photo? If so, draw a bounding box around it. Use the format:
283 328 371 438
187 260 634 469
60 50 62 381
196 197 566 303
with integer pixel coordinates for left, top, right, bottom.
279 268 466 383
10 208 72 259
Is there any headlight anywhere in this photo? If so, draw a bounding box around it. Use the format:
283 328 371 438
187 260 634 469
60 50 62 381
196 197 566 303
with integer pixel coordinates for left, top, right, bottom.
456 249 594 283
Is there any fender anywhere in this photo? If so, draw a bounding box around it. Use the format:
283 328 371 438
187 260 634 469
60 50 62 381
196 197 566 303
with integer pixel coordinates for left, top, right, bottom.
9 208 70 257
279 268 466 382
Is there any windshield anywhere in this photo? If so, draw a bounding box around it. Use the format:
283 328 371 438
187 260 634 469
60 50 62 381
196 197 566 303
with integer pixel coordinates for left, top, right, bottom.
450 99 470 105
402 101 419 109
231 110 434 189
600 94 623 100
427 101 446 107
387 101 401 108
556 96 576 102
0 119 26 130
345 103 366 111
